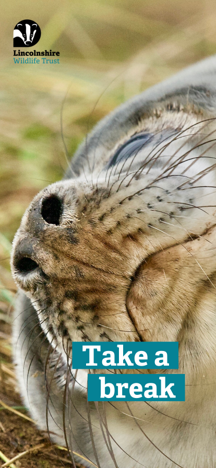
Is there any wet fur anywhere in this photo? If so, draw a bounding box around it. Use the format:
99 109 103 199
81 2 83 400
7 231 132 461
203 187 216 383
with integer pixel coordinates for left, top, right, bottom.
11 55 216 467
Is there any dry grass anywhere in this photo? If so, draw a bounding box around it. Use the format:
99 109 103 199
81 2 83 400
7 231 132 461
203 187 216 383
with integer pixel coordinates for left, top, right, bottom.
1 0 216 465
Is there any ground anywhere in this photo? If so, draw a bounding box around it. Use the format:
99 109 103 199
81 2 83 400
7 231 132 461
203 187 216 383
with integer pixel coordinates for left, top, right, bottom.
0 321 85 467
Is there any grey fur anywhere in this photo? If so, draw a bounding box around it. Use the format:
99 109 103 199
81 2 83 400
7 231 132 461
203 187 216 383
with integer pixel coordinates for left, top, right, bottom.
68 54 216 177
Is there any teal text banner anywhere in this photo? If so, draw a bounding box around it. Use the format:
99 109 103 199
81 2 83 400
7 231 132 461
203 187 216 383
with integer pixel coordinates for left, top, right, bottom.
72 342 178 369
88 374 185 401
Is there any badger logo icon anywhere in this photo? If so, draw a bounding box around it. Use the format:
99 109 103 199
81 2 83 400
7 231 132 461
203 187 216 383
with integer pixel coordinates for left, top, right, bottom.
13 20 41 47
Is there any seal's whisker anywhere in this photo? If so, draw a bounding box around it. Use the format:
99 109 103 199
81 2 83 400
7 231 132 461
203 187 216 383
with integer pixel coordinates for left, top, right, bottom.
11 297 42 325
94 401 115 463
63 366 77 468
95 399 122 468
43 339 66 434
148 223 216 289
23 321 50 379
109 400 195 427
161 120 216 173
126 119 216 190
88 70 126 178
17 306 49 347
125 401 184 468
67 368 97 467
107 131 156 192
111 129 178 194
86 390 102 467
125 117 195 186
166 139 216 182
21 313 49 355
60 84 77 179
26 330 51 396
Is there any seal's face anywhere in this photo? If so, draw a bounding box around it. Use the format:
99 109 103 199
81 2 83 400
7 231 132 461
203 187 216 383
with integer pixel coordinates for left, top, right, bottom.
11 110 216 375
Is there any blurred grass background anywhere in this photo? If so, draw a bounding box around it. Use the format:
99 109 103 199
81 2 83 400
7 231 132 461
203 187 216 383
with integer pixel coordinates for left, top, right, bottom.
0 0 216 464
0 0 216 344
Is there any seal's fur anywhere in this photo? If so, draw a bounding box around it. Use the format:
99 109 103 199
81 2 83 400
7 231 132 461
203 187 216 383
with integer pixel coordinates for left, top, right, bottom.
11 55 216 467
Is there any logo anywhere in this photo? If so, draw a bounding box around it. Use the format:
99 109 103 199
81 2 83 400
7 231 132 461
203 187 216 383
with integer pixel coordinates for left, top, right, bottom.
13 19 60 65
13 20 41 47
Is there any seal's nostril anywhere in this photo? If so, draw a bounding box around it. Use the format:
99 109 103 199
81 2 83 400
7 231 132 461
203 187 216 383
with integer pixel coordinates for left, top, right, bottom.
15 257 39 275
41 195 62 225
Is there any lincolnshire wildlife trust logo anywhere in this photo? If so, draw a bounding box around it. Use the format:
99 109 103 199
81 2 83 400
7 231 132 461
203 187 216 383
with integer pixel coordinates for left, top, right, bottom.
13 19 41 47
13 19 60 65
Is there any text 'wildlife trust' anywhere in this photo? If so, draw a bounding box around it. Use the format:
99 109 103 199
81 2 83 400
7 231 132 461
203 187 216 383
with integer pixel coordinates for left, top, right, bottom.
72 342 185 401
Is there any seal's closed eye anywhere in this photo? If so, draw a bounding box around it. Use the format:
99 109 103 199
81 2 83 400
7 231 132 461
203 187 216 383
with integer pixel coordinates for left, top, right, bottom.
106 129 177 171
107 132 153 168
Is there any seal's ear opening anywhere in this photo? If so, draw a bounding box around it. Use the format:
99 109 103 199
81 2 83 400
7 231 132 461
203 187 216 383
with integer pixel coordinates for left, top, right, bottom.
41 195 62 226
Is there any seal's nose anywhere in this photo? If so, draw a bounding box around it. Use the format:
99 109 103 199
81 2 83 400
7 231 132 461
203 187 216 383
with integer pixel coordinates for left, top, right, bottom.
12 193 63 283
13 239 40 278
15 256 39 276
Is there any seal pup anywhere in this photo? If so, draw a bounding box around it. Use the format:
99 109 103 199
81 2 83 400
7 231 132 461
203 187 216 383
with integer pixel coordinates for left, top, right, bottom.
11 55 216 467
